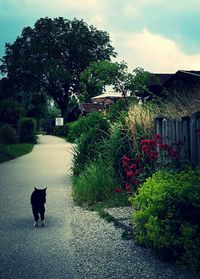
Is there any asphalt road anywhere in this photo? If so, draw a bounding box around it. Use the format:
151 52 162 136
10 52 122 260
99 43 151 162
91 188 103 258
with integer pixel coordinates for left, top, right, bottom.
0 135 77 279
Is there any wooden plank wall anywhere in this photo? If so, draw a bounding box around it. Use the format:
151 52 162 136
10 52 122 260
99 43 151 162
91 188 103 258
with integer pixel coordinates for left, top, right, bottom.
154 111 200 166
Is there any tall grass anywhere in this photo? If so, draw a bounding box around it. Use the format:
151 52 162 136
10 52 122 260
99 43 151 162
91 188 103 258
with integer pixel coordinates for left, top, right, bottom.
72 159 129 207
125 99 194 144
126 103 154 141
0 143 34 163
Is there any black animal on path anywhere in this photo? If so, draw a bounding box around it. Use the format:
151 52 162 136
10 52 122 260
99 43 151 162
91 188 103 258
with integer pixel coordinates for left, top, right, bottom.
31 187 47 227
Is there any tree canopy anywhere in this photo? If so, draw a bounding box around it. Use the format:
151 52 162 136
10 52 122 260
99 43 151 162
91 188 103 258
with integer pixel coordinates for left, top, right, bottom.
80 61 157 104
0 17 116 121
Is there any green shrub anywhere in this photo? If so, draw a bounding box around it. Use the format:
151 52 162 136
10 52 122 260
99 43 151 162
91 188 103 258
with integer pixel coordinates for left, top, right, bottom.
130 168 200 270
66 112 109 142
0 124 17 144
72 159 128 206
18 117 37 143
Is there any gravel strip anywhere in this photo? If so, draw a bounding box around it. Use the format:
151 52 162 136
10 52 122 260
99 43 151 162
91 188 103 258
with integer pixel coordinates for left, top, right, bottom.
70 200 200 279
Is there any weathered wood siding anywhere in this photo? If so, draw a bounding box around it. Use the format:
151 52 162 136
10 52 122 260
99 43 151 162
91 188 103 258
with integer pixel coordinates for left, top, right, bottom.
154 111 200 166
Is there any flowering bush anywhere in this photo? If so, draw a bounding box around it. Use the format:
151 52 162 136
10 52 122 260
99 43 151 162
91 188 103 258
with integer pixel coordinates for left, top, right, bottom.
130 168 200 270
116 134 181 194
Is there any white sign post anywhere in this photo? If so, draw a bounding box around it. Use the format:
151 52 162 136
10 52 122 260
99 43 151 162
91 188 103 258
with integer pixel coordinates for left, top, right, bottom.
55 117 64 126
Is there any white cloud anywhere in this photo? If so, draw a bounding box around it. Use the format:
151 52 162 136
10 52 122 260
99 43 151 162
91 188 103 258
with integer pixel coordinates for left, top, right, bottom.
89 15 108 30
113 29 200 73
122 4 141 18
1 0 107 17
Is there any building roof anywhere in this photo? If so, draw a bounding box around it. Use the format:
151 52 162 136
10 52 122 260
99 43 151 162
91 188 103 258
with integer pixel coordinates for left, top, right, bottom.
80 103 104 113
153 73 174 85
92 91 124 100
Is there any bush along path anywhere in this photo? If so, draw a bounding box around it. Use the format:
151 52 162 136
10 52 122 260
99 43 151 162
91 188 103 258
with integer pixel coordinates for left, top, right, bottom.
1 135 199 279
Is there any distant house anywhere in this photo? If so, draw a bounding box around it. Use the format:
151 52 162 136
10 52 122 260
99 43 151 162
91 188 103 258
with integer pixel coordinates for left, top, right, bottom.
151 70 200 100
79 102 104 115
91 91 126 105
81 71 200 113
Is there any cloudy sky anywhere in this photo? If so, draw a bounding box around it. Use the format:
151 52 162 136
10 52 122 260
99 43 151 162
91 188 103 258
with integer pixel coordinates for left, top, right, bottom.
0 0 200 73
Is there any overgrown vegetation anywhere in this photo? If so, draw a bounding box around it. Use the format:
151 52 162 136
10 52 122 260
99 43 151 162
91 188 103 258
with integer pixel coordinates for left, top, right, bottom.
70 97 200 271
130 169 200 270
0 117 37 163
72 159 129 207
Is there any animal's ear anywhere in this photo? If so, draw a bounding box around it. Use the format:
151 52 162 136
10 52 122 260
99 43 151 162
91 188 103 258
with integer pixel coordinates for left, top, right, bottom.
34 187 37 190
44 187 47 191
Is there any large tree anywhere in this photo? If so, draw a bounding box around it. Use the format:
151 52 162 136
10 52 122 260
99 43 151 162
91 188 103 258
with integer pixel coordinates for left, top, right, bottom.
0 17 116 120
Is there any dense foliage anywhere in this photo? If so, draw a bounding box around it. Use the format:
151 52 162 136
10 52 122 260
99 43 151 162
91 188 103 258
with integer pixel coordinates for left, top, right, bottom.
0 124 17 144
70 112 110 175
18 117 36 143
130 169 200 270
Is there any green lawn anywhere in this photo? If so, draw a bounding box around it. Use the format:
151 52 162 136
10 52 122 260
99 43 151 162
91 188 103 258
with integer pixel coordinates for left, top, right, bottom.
0 143 34 163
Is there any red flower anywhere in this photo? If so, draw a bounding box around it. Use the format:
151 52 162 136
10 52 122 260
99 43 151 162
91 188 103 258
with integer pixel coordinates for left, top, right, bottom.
140 139 155 146
149 151 158 160
168 149 179 158
124 183 131 191
122 155 131 170
154 134 161 142
133 179 139 186
135 157 141 163
115 188 122 193
126 170 134 177
129 164 136 170
141 145 151 152
132 170 140 176
159 143 171 151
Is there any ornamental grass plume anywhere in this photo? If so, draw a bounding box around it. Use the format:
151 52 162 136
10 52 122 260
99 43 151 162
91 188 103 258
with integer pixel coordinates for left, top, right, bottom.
125 103 155 142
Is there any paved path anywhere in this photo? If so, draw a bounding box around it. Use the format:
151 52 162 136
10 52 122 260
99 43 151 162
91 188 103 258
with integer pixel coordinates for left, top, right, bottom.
0 135 199 279
0 135 76 279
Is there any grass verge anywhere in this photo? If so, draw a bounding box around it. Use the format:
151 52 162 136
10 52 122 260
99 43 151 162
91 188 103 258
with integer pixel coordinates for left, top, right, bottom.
0 143 34 163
